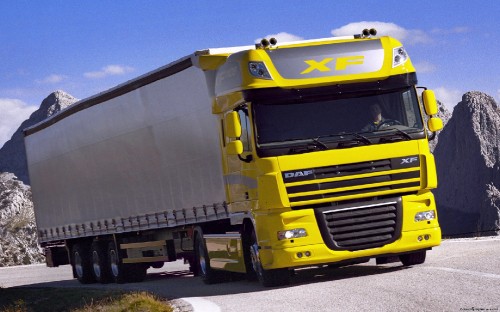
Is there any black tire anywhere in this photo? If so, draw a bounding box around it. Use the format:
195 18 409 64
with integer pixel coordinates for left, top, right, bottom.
107 241 147 283
107 241 127 283
91 240 112 283
242 227 258 281
194 229 226 284
248 229 290 287
72 243 95 284
400 250 426 266
186 255 199 276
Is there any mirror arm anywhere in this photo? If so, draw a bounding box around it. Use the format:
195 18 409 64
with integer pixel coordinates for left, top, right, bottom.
238 154 253 163
428 131 437 141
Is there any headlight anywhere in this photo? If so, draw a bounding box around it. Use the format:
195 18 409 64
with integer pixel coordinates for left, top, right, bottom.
392 46 408 67
414 210 436 222
277 228 307 240
248 62 272 79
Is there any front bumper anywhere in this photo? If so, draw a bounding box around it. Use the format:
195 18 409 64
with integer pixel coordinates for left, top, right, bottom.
260 226 440 269
255 192 441 269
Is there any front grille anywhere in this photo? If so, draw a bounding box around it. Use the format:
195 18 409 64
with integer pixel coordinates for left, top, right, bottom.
283 156 421 207
315 199 402 251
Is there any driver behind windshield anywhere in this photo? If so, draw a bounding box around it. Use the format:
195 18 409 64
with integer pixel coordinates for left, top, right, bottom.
362 104 385 132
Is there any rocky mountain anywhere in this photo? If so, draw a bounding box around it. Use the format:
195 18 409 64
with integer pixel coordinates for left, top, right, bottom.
0 91 77 266
0 90 78 185
434 91 500 236
0 172 44 266
428 100 452 152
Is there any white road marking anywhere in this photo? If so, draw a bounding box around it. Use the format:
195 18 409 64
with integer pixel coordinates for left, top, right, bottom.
425 266 500 279
442 237 500 243
180 297 221 312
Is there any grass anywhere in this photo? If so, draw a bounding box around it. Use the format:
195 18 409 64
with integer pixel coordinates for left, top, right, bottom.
0 287 173 312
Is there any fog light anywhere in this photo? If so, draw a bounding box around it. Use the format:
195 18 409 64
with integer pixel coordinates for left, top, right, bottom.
414 210 436 222
424 234 430 240
297 252 303 258
278 228 307 240
304 251 311 257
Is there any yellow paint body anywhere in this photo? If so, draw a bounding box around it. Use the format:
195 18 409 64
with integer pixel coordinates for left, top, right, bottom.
195 35 441 272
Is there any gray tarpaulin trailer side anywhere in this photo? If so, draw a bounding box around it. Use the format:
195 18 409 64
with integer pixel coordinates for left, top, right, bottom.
24 54 228 283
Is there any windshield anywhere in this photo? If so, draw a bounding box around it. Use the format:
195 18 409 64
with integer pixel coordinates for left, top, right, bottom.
253 87 425 156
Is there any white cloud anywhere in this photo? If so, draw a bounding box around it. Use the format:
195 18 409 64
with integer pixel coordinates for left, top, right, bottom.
331 21 431 45
255 32 304 44
84 65 134 79
413 61 436 73
36 74 67 84
0 98 38 146
434 87 463 111
431 26 469 35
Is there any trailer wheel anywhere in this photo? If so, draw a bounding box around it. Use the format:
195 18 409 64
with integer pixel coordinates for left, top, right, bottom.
194 229 225 284
248 229 290 287
91 241 111 283
107 241 128 283
400 250 426 266
72 243 95 284
107 241 147 283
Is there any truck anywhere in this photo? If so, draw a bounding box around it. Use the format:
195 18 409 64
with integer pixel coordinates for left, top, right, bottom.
24 29 443 287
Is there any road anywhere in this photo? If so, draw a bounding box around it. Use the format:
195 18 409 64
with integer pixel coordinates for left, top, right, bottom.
1 237 499 312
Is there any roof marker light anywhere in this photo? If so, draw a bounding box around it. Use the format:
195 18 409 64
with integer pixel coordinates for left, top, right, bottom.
248 62 272 79
393 46 409 67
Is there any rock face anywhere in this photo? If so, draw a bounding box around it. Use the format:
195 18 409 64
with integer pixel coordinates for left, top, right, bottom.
434 91 500 236
428 100 452 152
0 91 78 184
0 173 44 266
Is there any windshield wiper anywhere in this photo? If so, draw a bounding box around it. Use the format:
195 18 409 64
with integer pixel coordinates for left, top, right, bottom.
349 133 372 145
379 128 412 142
336 134 372 148
316 132 373 145
287 138 328 154
312 137 328 149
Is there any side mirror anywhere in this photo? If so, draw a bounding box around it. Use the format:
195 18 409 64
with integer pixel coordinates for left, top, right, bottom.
225 111 241 138
428 117 443 132
422 90 438 115
226 140 243 155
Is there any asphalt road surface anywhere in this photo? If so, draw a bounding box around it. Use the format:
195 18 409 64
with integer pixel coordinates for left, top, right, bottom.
1 237 499 312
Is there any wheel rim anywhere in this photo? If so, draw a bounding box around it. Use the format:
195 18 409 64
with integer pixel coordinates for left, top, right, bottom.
74 251 84 278
250 243 263 278
110 249 119 277
92 250 101 278
197 241 207 276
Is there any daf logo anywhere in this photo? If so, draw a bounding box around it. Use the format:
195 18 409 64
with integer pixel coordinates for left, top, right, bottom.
401 157 418 165
285 170 314 179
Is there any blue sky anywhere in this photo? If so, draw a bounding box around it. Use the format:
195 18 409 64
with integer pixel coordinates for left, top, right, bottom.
1 0 499 146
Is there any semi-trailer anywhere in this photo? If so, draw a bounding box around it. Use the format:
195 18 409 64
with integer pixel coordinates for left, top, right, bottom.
24 29 443 286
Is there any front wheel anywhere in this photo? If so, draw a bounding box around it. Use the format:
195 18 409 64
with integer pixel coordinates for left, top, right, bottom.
248 230 290 287
400 250 426 266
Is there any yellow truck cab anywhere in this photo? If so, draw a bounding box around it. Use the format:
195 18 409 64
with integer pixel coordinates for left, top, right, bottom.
195 30 443 286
